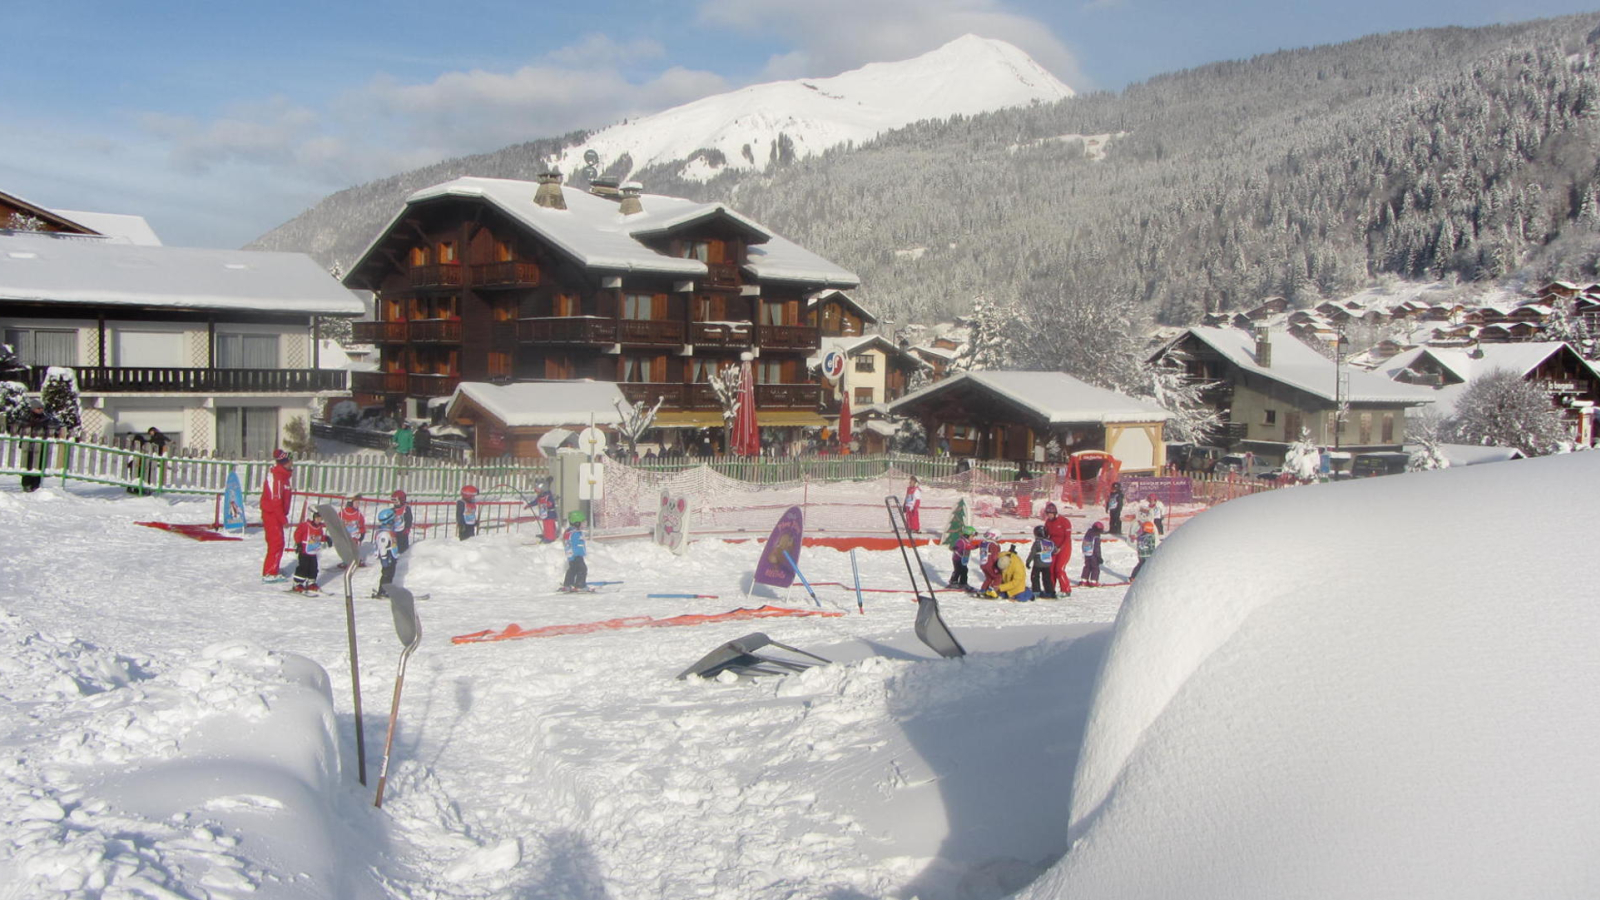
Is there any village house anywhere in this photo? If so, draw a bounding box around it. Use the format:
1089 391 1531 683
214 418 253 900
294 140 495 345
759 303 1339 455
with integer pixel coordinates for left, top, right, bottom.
342 173 858 455
810 334 928 452
1381 341 1600 444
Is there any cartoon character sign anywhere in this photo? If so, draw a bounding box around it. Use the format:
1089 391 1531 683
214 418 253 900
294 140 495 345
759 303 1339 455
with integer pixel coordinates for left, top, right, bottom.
753 506 805 588
655 491 693 555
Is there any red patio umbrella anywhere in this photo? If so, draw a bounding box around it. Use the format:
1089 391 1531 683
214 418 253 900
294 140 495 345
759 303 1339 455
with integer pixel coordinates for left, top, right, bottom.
731 357 760 456
836 385 852 454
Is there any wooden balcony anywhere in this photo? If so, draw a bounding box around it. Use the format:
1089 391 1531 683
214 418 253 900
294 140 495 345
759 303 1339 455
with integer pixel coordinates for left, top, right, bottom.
688 384 720 408
705 262 740 287
756 324 820 351
352 370 409 395
756 383 821 408
409 319 462 343
617 319 685 345
24 366 348 394
690 321 753 347
517 317 617 344
410 263 464 289
618 382 688 410
407 373 461 397
352 320 407 344
472 261 540 288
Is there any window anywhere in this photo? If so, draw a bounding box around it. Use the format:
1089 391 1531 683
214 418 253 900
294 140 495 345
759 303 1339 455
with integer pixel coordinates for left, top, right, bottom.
115 330 182 367
4 328 77 367
412 294 458 320
553 293 581 317
854 387 873 405
488 351 512 380
854 355 876 373
216 333 279 369
761 302 787 326
1262 409 1277 426
215 406 278 459
690 359 719 382
437 241 457 263
409 246 429 267
1381 413 1395 443
623 293 661 320
1359 412 1373 445
494 240 514 262
758 360 784 384
621 355 660 383
682 241 709 262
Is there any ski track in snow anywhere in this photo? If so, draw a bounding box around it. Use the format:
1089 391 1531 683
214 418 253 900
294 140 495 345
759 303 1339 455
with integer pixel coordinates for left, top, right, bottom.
0 483 1134 899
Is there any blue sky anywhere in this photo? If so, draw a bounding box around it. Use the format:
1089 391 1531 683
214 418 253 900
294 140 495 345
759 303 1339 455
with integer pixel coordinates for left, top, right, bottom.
5 0 1596 250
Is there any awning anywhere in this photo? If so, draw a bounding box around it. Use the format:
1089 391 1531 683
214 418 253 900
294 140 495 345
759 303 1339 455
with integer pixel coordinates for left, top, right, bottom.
756 410 828 426
654 411 725 428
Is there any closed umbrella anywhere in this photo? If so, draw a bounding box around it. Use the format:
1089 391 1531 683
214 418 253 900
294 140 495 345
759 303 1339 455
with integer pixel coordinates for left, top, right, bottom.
731 358 760 456
836 385 852 454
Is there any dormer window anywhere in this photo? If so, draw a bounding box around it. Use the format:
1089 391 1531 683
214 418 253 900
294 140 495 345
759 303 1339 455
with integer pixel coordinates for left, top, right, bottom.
438 241 457 263
409 246 429 267
682 241 710 263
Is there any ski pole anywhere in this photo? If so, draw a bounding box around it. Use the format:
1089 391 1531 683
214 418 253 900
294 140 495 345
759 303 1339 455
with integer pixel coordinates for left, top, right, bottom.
781 550 822 608
849 548 865 614
647 593 720 599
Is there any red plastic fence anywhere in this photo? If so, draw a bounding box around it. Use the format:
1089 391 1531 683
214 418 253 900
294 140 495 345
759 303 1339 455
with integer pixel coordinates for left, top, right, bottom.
452 604 844 644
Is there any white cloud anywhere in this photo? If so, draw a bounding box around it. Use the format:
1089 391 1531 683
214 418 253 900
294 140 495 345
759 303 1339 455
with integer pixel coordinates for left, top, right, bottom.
696 0 1086 88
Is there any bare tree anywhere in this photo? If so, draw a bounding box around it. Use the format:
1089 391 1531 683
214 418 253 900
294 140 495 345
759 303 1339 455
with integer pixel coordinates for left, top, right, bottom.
706 362 742 448
612 396 665 459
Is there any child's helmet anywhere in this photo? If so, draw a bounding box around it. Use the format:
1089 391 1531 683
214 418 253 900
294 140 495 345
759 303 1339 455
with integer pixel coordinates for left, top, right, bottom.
568 510 586 524
377 508 396 526
1043 501 1058 515
1093 521 1105 531
391 489 406 503
1032 525 1045 539
273 449 291 465
461 484 478 497
345 495 359 508
963 525 977 536
1142 521 1156 533
983 528 999 540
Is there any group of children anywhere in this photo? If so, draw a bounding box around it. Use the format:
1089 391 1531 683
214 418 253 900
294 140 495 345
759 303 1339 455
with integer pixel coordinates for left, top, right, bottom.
289 489 415 596
947 497 1164 601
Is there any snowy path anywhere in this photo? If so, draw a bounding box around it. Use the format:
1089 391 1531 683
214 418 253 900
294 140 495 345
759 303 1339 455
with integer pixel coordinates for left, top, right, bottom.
0 484 1132 899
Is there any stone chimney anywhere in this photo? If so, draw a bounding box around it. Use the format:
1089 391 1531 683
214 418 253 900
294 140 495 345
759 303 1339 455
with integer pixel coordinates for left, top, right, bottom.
533 168 567 210
618 181 644 216
1254 325 1272 368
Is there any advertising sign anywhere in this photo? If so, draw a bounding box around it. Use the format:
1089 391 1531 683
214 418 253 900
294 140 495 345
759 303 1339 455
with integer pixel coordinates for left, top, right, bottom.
654 491 693 555
1119 475 1193 505
752 506 805 588
821 351 846 383
222 470 247 534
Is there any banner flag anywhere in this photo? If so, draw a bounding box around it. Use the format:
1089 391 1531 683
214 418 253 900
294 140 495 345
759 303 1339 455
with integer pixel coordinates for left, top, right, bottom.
752 505 805 588
222 470 247 534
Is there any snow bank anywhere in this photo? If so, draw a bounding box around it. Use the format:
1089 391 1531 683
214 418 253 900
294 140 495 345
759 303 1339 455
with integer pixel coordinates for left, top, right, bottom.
1024 451 1600 898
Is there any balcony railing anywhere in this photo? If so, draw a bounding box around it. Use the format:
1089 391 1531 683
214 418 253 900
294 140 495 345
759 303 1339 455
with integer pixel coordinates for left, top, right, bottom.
409 319 462 343
407 373 461 398
618 382 688 410
690 321 753 347
617 319 685 345
471 261 540 287
24 367 348 394
756 324 820 351
755 383 821 408
688 384 720 409
410 263 464 288
705 262 740 287
352 371 409 395
352 321 407 344
517 317 617 344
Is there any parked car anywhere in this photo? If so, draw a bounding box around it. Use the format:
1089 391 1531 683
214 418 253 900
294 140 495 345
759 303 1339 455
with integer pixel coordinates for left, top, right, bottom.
1169 443 1226 474
1218 453 1274 477
1350 451 1411 478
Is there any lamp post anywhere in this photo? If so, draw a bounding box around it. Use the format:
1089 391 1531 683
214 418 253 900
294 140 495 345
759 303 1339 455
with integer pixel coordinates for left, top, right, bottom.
1333 332 1350 452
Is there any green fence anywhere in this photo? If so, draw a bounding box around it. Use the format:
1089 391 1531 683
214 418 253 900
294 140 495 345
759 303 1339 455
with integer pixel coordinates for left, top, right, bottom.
628 452 1027 485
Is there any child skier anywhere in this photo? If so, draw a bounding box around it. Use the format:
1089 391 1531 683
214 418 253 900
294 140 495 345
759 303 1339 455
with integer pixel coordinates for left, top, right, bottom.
338 496 367 567
949 525 978 589
902 476 924 533
560 510 589 592
532 479 558 543
977 528 1004 592
1106 482 1125 537
456 484 479 541
1080 521 1105 586
1131 521 1158 581
390 489 414 552
372 507 400 598
983 544 1031 601
291 509 328 594
1026 524 1056 598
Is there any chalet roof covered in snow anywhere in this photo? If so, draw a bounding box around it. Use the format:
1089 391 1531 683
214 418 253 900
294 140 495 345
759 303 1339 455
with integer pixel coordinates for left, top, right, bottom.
1183 327 1430 405
0 231 365 316
810 335 927 369
447 380 627 428
805 288 879 323
51 210 163 246
889 370 1169 424
1382 341 1599 383
362 176 859 288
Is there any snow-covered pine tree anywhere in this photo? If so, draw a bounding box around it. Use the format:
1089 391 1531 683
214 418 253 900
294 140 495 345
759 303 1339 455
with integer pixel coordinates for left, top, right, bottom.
282 416 317 457
1283 428 1322 482
1444 368 1571 456
612 396 665 459
1406 408 1451 472
1138 357 1224 445
39 368 82 438
954 296 1015 371
0 381 27 428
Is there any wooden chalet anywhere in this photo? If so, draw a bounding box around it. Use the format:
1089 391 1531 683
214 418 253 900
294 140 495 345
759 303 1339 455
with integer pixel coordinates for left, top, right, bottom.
0 189 100 236
343 174 858 440
1384 342 1600 442
806 289 877 337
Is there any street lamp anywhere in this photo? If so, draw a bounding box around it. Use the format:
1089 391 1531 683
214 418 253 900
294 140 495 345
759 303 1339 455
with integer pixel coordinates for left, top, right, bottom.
1332 331 1350 451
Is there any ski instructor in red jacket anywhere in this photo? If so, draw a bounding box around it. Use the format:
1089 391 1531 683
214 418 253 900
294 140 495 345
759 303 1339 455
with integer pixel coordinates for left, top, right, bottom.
1041 501 1073 598
260 449 294 582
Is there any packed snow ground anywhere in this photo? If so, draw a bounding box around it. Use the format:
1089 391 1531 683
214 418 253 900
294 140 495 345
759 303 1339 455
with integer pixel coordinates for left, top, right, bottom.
0 483 1130 899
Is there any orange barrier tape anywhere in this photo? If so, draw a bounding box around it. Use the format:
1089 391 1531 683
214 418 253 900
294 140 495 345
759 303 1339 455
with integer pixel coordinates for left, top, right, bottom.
452 604 844 645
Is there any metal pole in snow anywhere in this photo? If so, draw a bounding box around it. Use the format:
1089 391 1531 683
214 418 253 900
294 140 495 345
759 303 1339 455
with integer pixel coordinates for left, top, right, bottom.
782 549 822 608
850 548 865 614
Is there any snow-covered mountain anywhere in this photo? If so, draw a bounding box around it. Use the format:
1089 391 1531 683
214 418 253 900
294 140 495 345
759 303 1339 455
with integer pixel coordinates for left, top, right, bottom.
555 34 1073 183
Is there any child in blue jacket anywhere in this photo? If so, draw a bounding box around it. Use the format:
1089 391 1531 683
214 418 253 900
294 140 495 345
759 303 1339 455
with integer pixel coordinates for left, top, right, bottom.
560 510 589 592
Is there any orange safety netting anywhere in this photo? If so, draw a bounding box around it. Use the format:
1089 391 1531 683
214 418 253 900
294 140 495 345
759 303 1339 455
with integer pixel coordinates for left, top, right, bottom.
136 522 243 542
451 604 844 645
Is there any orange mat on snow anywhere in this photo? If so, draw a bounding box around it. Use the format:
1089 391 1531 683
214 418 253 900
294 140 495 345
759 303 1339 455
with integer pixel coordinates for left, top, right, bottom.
720 535 910 552
452 604 843 645
136 522 243 542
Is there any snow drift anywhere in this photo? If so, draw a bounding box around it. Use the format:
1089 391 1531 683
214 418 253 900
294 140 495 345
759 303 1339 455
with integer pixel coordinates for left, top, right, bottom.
1024 451 1600 898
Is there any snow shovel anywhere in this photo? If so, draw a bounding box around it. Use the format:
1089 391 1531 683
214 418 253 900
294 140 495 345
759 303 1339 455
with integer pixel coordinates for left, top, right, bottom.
317 502 367 786
885 496 966 659
677 632 830 681
375 585 422 808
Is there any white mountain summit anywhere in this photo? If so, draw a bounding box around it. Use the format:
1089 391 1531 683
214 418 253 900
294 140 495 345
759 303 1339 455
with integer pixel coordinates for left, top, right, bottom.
554 34 1074 183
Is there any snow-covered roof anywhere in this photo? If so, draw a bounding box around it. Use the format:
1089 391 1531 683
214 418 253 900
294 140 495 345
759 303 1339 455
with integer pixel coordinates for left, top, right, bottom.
447 380 627 428
805 288 879 323
358 176 858 289
889 370 1169 424
1402 442 1526 466
810 335 927 369
909 344 958 361
0 231 365 316
50 209 162 246
1376 342 1599 418
1183 327 1431 405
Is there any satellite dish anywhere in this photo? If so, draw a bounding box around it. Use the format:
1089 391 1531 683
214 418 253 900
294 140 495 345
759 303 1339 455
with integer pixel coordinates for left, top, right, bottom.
583 149 600 166
580 165 598 181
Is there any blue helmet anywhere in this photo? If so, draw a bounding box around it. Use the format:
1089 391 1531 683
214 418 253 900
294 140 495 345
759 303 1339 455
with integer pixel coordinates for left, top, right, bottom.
377 508 396 527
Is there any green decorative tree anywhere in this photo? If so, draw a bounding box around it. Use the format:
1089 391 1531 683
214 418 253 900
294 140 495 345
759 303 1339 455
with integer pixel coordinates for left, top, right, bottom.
39 369 82 438
282 416 318 457
942 498 969 548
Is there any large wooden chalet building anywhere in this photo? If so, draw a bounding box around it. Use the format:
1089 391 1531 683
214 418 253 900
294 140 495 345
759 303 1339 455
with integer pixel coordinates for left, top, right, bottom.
343 174 859 449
